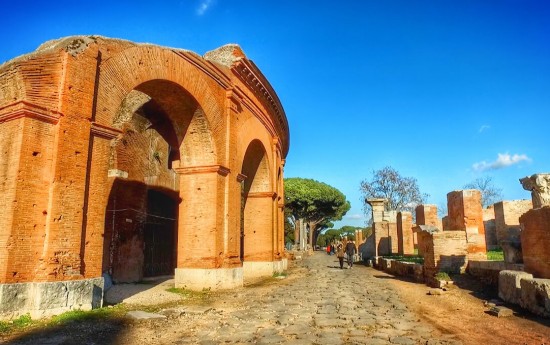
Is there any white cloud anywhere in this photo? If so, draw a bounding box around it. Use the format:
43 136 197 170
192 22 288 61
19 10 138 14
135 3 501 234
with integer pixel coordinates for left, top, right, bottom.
344 214 365 220
472 153 531 172
478 125 490 133
196 0 213 16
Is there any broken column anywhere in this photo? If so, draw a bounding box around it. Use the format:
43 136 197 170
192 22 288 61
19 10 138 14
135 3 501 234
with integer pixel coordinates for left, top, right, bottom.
446 190 487 260
519 173 550 278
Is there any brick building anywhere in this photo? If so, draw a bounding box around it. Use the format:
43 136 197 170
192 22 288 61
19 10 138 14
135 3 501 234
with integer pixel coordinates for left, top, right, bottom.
0 36 289 318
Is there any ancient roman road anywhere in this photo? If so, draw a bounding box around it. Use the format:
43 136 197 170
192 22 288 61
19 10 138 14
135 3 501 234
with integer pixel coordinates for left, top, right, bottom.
120 252 462 345
5 252 464 345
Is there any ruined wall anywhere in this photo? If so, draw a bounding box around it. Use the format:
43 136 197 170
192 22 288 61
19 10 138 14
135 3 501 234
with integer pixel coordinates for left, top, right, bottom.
494 200 532 244
417 229 468 279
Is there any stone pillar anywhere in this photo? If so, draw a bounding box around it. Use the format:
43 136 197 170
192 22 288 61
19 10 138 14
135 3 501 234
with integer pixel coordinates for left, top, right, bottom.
397 211 414 255
447 190 487 260
175 165 243 290
367 198 387 223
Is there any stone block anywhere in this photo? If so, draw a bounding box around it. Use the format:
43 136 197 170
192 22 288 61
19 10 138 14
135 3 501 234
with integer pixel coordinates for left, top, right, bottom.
520 278 550 317
0 283 29 314
499 270 533 305
488 306 514 317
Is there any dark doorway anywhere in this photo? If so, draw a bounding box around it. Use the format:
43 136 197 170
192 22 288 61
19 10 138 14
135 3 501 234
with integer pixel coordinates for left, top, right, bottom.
143 189 176 277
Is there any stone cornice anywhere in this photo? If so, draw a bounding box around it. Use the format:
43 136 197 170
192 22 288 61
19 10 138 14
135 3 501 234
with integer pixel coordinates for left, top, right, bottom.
174 164 230 176
172 50 232 89
247 191 277 199
232 60 289 157
90 122 123 139
236 173 247 182
0 101 62 124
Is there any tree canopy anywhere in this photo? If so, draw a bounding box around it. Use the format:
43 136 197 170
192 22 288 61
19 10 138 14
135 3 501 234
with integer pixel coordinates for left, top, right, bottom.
464 176 503 208
360 166 428 222
284 177 350 246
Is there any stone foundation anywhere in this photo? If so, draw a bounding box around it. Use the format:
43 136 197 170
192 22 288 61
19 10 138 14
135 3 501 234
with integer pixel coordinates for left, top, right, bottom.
520 278 550 317
467 261 524 288
243 261 282 279
175 267 243 290
0 278 103 320
499 270 533 305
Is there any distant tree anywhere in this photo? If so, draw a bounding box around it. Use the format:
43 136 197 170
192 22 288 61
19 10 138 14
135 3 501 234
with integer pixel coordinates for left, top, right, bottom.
464 176 503 208
316 226 364 246
285 178 351 249
360 166 428 222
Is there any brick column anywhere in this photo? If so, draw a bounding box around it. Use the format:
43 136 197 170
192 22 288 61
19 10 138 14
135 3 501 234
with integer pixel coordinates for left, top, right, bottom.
243 191 276 279
397 211 414 255
447 190 487 260
174 165 243 290
520 206 550 278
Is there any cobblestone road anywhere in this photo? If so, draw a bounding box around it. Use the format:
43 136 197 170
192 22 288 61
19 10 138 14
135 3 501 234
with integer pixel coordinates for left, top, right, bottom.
5 252 465 345
132 252 463 345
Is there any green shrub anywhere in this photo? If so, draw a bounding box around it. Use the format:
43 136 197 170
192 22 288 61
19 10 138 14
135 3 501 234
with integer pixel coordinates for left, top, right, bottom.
434 271 451 281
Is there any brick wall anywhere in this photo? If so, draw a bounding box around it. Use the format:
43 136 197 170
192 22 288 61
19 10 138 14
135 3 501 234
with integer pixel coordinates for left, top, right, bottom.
520 206 550 278
447 190 487 259
494 200 532 244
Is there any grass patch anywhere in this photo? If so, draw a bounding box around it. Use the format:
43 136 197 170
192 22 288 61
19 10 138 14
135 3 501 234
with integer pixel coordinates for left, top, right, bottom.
382 254 424 264
487 248 504 261
0 314 33 335
273 272 287 278
166 287 212 300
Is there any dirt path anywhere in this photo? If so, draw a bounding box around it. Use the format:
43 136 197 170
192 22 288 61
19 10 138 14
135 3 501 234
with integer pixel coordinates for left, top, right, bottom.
384 270 550 345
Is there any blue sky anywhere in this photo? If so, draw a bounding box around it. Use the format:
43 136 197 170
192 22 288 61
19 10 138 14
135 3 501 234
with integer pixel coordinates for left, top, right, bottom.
2 1 549 228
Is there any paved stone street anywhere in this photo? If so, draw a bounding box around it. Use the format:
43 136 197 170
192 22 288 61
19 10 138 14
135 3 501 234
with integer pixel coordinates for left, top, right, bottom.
127 252 463 345
4 252 467 345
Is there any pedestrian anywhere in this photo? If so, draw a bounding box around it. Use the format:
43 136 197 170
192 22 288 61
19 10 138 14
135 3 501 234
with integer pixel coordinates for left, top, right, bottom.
336 242 345 269
326 244 331 255
345 240 357 268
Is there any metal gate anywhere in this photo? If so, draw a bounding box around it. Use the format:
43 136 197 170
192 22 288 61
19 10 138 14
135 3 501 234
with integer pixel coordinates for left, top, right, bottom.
143 190 176 277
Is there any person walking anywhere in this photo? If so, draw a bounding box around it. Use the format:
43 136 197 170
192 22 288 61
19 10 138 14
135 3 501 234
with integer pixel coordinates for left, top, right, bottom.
336 242 345 269
345 240 357 269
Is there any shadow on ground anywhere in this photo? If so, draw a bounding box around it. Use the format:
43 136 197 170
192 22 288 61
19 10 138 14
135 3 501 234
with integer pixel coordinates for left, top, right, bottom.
1 315 129 345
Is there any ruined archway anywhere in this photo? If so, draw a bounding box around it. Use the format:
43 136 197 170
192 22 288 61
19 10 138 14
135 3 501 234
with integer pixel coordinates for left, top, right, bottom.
103 79 217 283
240 139 274 279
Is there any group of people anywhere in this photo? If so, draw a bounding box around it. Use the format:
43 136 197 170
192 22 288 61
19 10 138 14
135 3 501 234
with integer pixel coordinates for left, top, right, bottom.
327 240 357 269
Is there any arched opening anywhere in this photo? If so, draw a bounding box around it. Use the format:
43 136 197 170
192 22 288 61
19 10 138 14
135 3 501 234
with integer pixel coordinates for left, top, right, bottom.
102 80 216 283
240 140 273 274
